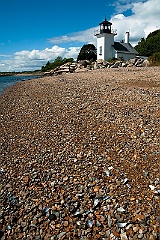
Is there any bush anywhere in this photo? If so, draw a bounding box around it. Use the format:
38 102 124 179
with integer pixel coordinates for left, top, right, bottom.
108 57 119 63
148 52 160 65
41 57 74 72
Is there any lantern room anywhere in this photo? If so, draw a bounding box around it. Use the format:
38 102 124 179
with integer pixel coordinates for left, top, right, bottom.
99 18 112 34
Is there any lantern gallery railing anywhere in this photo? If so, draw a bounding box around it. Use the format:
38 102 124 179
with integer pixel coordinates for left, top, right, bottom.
94 29 117 36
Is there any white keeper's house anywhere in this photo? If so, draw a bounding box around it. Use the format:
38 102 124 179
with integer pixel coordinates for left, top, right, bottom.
94 18 138 62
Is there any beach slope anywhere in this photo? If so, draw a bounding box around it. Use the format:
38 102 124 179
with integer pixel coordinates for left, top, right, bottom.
0 67 160 239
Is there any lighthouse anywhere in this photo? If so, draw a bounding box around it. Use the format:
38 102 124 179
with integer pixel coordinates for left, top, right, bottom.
94 18 117 61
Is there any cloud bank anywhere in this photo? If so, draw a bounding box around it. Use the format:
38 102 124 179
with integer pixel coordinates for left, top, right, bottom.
0 0 159 72
48 27 97 45
112 0 160 45
0 46 81 72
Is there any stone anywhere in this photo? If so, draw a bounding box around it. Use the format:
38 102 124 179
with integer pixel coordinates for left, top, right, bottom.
138 233 144 238
1 67 159 239
48 214 57 221
141 59 150 67
63 221 68 227
111 62 121 68
133 226 139 233
148 235 156 240
120 230 128 240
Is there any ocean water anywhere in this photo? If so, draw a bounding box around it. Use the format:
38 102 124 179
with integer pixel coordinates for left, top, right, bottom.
0 75 40 95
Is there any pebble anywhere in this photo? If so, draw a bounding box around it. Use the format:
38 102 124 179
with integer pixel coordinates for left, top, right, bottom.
138 233 144 238
120 230 128 240
0 67 160 239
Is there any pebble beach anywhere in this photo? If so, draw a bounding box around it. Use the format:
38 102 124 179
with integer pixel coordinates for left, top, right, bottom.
0 67 160 239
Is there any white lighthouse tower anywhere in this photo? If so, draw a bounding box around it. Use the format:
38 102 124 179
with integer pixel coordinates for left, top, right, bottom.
94 18 117 61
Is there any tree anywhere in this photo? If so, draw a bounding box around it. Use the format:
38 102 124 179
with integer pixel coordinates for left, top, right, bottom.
41 57 74 72
135 29 160 57
77 44 97 62
54 56 63 66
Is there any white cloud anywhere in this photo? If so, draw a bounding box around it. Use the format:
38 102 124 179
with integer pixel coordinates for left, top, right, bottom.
49 0 159 47
109 0 146 13
111 0 160 45
49 27 97 45
0 46 81 72
0 0 159 71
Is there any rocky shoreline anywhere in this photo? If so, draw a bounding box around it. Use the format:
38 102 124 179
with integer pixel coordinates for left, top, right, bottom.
42 58 150 76
0 67 160 239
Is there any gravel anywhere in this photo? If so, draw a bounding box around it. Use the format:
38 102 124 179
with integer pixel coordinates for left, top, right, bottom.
0 67 160 239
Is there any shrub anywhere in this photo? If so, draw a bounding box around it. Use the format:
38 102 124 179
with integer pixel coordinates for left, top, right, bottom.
148 52 160 65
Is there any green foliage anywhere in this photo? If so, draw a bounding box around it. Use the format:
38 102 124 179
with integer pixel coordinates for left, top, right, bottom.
108 57 119 63
135 29 160 57
41 57 74 72
148 52 160 65
77 44 97 62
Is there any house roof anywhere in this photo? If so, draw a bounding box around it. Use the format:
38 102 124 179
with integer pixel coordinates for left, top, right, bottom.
113 42 138 54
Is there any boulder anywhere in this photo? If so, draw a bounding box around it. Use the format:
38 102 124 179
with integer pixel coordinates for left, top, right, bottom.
135 58 144 66
94 62 98 69
78 60 90 67
141 59 150 67
97 59 104 64
127 58 138 65
127 63 134 67
103 61 110 67
110 61 122 68
122 62 127 67
42 57 150 76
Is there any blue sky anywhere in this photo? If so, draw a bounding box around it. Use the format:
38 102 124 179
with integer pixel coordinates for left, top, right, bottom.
0 0 159 71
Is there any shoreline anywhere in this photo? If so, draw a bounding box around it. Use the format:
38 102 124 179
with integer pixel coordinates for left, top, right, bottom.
0 67 160 239
0 74 42 96
0 71 42 77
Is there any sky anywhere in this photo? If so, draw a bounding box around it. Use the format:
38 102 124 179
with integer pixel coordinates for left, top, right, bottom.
0 0 160 72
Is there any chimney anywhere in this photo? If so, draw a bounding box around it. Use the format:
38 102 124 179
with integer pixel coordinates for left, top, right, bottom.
125 31 129 43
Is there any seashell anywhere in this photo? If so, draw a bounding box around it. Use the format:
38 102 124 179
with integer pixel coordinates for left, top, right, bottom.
52 211 60 218
0 168 5 173
74 211 80 216
69 205 76 213
117 207 125 212
149 185 155 190
57 232 66 239
9 195 17 201
123 178 128 184
76 193 83 198
108 166 113 170
102 195 110 201
42 207 50 216
154 189 160 195
84 210 90 215
6 225 12 230
94 198 99 207
84 210 90 217
116 222 127 228
105 170 110 177
87 220 93 227
144 172 148 177
154 179 159 185
77 221 81 226
74 211 83 217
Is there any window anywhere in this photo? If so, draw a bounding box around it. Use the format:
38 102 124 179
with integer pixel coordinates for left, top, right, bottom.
99 46 102 55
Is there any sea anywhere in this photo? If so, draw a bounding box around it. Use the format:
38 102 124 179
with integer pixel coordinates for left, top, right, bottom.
0 75 40 96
